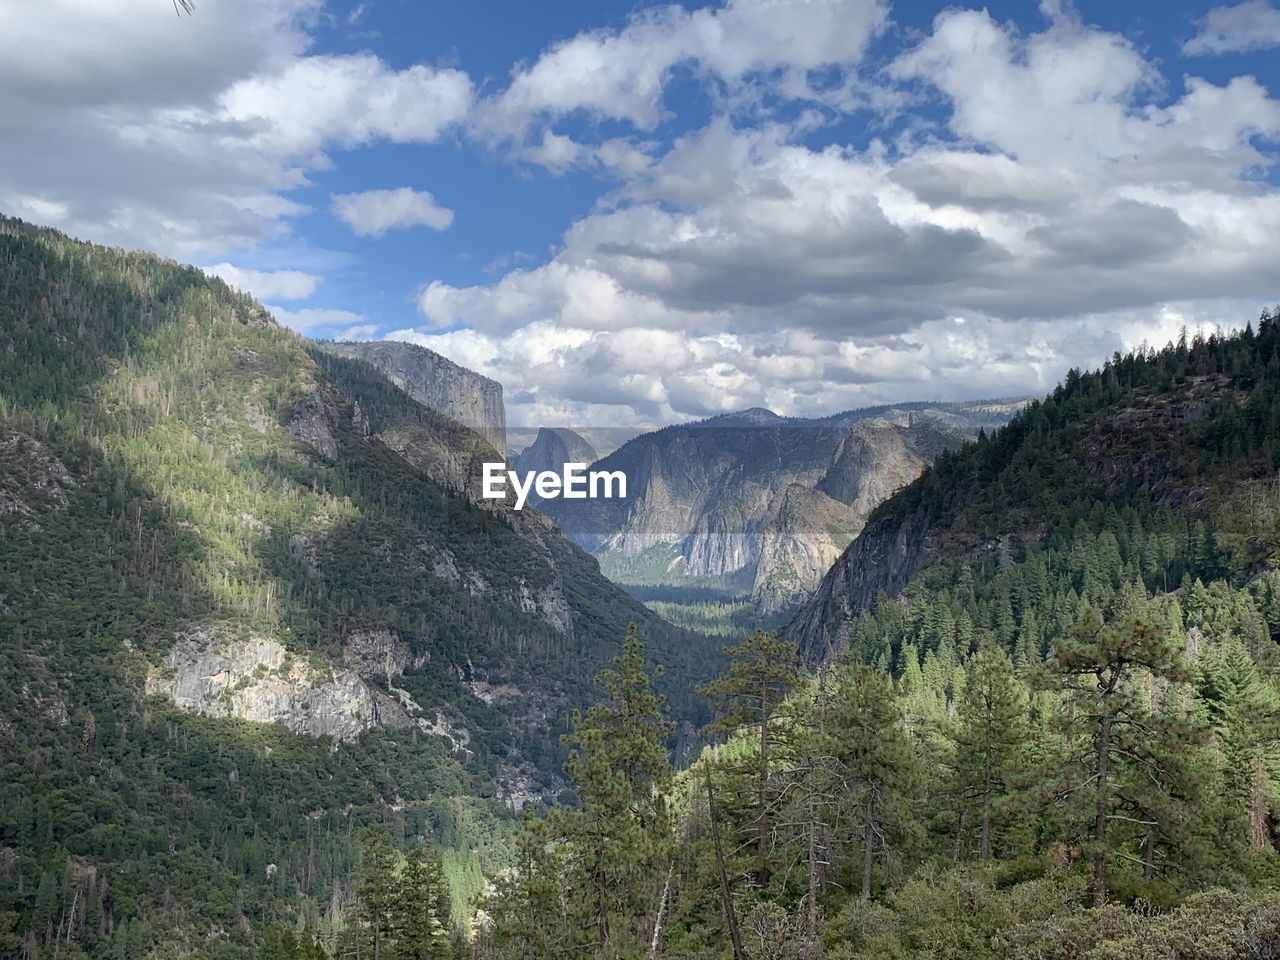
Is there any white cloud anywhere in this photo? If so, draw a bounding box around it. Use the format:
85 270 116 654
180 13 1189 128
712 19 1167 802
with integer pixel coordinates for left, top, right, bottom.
334 323 380 341
479 0 889 148
266 305 365 333
332 187 455 237
218 55 473 157
206 262 320 300
386 299 1261 427
0 2 471 259
1184 1 1280 55
403 7 1280 424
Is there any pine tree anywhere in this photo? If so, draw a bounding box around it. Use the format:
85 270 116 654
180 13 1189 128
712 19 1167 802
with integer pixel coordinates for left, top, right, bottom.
483 813 573 960
1048 609 1191 905
556 625 675 958
393 841 452 960
812 662 922 903
700 629 801 886
356 828 400 960
952 647 1030 860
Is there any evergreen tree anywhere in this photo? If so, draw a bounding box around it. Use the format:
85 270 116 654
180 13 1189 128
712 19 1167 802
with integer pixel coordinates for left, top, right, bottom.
1047 609 1191 905
482 814 574 960
355 828 400 960
554 625 675 958
700 629 801 886
952 647 1030 860
813 662 922 903
392 841 452 960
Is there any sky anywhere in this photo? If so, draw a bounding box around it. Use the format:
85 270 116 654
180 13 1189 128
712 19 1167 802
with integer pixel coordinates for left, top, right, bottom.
3 0 1280 428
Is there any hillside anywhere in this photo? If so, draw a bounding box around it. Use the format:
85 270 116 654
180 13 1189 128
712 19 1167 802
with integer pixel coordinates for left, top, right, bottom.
317 339 508 454
786 322 1280 663
0 216 712 958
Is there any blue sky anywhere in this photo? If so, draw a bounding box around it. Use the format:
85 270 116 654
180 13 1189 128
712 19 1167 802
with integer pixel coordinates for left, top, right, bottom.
3 0 1280 426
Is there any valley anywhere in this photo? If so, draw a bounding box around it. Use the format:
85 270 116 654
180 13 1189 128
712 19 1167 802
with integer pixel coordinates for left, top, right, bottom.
2 217 1279 960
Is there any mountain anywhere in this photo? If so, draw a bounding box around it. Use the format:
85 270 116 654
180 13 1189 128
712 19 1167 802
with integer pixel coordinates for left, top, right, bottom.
0 216 713 956
477 318 1280 960
785 320 1280 663
540 401 1024 618
508 425 640 460
318 339 507 454
512 427 598 476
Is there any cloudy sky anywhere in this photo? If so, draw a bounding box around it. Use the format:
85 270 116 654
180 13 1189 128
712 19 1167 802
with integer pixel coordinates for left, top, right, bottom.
4 0 1279 427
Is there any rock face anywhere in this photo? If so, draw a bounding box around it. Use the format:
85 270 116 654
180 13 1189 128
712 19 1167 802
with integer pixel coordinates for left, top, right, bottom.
514 427 598 476
748 416 970 613
146 626 408 742
783 506 938 662
818 415 965 514
751 485 862 615
318 340 507 454
145 625 490 749
541 401 1024 612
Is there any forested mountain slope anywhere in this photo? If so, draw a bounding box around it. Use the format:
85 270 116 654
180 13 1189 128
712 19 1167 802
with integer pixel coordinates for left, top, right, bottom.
0 216 711 958
476 319 1280 960
786 320 1280 663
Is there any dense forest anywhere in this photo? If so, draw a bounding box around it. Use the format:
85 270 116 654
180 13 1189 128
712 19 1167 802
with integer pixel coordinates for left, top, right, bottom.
0 217 714 958
465 317 1280 959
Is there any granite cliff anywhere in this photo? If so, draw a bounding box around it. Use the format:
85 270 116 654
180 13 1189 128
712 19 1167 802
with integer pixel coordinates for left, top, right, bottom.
541 402 1024 614
318 339 507 453
513 427 598 476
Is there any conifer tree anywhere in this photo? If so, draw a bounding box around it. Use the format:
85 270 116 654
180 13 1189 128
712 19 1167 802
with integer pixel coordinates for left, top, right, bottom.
356 828 400 960
393 841 453 960
953 646 1030 860
700 629 801 886
555 625 675 958
813 662 922 903
482 813 573 960
1048 609 1191 905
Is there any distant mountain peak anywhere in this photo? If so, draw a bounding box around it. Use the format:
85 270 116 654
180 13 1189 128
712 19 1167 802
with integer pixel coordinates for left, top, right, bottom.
703 406 783 426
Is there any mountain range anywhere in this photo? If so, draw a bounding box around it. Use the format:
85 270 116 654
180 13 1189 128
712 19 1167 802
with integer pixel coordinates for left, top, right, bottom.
538 400 1025 616
5 214 1278 958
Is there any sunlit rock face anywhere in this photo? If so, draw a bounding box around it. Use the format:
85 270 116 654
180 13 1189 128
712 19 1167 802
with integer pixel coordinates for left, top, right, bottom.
318 339 507 454
146 626 412 742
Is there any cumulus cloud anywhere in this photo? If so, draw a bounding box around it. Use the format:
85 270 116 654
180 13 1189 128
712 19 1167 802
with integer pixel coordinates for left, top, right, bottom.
479 0 889 168
6 0 1280 428
332 187 455 237
1184 1 1280 55
206 262 320 300
387 300 1253 427
0 2 471 259
399 6 1280 424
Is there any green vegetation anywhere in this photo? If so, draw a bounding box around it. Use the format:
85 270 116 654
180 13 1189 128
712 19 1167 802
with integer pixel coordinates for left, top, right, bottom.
0 217 715 958
470 317 1280 959
3 213 1280 958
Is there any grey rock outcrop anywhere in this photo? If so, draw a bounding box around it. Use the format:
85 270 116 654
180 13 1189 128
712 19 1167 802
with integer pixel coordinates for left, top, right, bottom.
751 485 862 615
146 627 405 742
514 427 598 476
318 340 506 453
286 381 340 461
